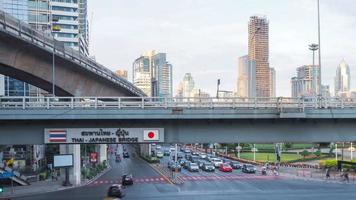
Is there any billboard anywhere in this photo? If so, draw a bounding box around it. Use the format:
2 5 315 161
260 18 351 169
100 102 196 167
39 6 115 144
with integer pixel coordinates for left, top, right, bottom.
44 128 164 144
53 154 73 168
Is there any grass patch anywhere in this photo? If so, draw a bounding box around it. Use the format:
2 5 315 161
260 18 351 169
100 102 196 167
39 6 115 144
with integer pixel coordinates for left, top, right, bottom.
236 152 303 162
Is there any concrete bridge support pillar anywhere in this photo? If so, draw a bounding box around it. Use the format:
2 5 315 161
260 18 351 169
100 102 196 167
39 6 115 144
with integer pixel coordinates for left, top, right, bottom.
140 144 151 157
98 144 107 164
60 144 81 186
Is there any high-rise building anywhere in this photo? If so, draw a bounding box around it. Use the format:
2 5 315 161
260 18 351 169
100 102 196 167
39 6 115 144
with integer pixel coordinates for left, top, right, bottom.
51 0 89 55
269 67 276 97
321 85 330 98
291 65 320 97
334 60 350 96
176 73 195 98
237 55 256 98
248 16 270 97
28 0 51 32
115 69 128 80
133 50 172 97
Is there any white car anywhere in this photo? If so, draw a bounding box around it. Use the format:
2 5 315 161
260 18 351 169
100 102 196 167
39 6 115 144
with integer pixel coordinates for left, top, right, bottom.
210 158 223 167
156 151 164 158
199 153 207 159
156 145 161 150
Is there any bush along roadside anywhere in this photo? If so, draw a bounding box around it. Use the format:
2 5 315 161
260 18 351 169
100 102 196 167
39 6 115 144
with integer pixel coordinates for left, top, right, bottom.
140 155 160 164
81 161 108 180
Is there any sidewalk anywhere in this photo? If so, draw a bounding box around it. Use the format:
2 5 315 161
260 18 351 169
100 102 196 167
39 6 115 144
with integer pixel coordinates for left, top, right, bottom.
0 164 112 198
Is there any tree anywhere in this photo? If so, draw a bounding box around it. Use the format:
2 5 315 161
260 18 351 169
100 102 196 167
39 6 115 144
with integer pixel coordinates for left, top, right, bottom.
300 150 310 159
314 150 321 157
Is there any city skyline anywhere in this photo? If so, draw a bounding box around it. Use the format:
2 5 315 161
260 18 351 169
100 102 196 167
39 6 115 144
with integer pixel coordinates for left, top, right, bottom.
88 0 356 97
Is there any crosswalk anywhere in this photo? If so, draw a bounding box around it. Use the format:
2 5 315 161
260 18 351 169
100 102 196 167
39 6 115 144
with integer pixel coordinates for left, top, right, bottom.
89 176 167 186
180 174 281 182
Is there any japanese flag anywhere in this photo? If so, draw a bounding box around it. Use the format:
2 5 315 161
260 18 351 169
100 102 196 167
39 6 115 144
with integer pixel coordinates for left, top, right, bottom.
143 130 159 141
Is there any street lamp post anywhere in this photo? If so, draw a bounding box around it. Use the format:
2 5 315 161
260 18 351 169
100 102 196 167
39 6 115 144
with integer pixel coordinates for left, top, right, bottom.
309 43 319 96
216 79 220 99
317 0 322 96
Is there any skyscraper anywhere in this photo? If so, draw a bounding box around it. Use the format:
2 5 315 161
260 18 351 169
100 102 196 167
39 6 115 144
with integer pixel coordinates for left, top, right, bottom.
133 50 173 97
291 65 320 97
334 60 350 96
51 0 89 55
176 73 195 98
237 55 256 98
269 67 276 97
248 16 270 97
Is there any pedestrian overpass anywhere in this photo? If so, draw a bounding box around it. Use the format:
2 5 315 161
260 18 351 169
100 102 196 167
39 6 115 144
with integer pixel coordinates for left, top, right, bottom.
0 96 356 144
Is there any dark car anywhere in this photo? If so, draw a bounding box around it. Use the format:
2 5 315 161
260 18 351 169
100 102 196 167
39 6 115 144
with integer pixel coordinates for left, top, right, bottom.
123 152 130 158
122 174 133 186
164 150 170 156
230 161 242 169
185 154 192 161
106 184 125 199
171 162 182 172
179 158 187 166
183 161 191 169
191 156 200 163
197 160 206 169
115 155 121 162
202 162 215 172
242 164 257 173
177 152 184 159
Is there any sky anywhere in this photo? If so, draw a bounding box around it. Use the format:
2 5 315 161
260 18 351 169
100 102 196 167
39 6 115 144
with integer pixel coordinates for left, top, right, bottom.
88 0 356 97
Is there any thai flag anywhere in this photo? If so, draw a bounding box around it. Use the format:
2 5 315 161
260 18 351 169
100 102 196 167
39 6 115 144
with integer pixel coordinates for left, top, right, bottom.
49 130 67 143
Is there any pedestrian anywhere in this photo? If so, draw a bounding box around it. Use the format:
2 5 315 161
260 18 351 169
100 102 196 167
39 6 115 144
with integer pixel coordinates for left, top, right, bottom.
344 171 349 183
325 168 330 180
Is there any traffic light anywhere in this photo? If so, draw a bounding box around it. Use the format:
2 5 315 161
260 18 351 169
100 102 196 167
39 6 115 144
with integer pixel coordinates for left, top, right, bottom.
0 186 4 193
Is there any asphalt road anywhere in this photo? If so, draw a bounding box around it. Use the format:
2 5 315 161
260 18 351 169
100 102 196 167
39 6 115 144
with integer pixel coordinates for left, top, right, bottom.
14 144 356 200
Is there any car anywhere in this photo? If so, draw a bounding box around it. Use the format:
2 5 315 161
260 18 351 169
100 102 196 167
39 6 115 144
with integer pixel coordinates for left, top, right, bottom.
164 150 170 156
185 154 192 160
115 155 121 162
197 160 206 169
169 147 176 152
219 163 233 172
199 153 207 159
206 155 217 162
222 158 231 163
188 162 200 172
179 158 187 166
106 184 125 199
123 152 130 158
183 161 191 169
202 162 215 172
184 149 191 154
155 145 161 150
122 174 133 185
210 158 223 167
156 151 164 158
171 162 182 172
229 161 242 169
191 152 199 156
177 152 184 159
242 164 257 173
191 156 200 163
167 160 174 168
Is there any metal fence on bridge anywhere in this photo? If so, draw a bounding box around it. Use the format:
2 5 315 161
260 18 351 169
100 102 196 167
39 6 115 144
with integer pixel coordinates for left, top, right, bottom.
0 10 144 97
0 96 356 111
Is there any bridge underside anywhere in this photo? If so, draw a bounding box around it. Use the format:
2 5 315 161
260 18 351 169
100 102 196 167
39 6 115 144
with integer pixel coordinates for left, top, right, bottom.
0 118 355 144
0 31 137 97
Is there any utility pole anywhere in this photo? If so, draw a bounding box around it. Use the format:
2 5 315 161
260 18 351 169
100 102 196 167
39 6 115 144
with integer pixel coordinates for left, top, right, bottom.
216 79 220 98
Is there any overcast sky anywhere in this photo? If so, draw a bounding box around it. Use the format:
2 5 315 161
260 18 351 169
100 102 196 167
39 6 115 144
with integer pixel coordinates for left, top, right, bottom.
88 0 356 97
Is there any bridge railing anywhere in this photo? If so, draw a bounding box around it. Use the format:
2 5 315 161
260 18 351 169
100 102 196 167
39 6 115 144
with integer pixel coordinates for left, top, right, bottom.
0 10 145 96
1 97 356 110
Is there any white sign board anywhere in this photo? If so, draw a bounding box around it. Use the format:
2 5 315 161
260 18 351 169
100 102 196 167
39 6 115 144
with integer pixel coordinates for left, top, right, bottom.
44 128 164 144
53 154 73 168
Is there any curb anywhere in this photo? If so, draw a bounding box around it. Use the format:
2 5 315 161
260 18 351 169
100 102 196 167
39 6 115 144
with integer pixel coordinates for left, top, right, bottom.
136 155 174 185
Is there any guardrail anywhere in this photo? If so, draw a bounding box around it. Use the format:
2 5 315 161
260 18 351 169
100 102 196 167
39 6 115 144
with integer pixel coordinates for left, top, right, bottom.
1 96 356 110
0 10 145 97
